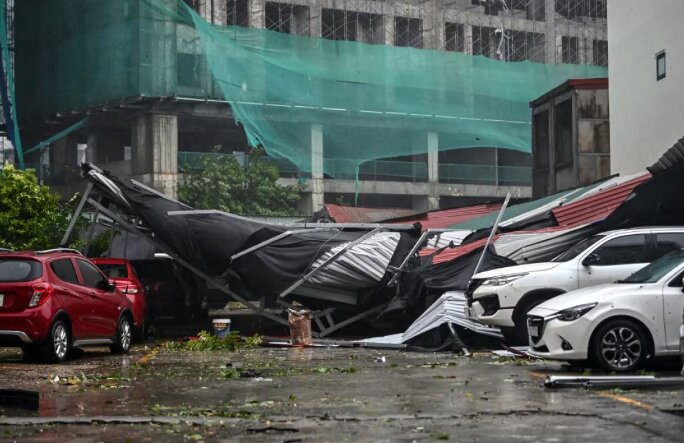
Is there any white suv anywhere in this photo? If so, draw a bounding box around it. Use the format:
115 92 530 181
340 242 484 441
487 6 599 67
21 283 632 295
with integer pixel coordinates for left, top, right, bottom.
466 227 684 344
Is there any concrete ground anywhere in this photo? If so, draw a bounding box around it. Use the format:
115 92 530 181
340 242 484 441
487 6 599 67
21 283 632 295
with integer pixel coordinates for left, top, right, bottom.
1 343 684 442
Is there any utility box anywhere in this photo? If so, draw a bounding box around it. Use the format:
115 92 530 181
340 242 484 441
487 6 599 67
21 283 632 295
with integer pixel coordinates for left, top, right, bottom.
530 78 610 198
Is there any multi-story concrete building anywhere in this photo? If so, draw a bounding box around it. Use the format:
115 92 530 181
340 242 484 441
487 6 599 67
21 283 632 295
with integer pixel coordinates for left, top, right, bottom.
608 0 684 176
14 0 607 213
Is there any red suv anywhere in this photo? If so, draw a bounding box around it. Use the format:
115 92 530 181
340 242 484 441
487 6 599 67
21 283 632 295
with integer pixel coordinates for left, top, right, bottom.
92 258 146 339
0 249 135 363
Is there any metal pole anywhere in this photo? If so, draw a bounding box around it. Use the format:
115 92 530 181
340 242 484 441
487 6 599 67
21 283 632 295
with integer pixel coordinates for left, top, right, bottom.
471 193 511 278
387 230 429 287
60 182 93 247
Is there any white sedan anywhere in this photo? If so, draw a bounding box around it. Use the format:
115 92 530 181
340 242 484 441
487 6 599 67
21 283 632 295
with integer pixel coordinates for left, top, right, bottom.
527 250 684 372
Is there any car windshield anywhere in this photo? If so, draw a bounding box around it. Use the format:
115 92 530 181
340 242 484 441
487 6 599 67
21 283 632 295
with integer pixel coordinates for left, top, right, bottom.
552 235 605 262
0 259 43 282
96 263 128 278
620 249 684 284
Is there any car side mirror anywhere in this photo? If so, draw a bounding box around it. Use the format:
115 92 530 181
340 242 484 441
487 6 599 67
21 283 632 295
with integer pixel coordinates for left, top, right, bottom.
583 253 601 267
97 280 116 292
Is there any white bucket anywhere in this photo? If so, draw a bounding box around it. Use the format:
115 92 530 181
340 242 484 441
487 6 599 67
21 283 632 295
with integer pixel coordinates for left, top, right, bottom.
212 318 232 338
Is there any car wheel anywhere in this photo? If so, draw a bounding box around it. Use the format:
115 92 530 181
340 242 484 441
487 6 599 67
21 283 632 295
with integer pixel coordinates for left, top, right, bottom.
591 319 649 372
110 316 132 355
42 320 70 363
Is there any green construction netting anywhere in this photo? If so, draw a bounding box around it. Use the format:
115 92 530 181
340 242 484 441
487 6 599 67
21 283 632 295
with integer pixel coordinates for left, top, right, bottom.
16 0 607 179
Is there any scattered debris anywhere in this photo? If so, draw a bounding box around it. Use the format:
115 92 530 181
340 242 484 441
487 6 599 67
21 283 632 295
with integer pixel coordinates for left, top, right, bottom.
162 331 262 352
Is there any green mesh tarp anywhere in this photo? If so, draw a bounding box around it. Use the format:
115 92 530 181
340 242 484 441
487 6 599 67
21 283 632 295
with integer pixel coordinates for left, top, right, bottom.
0 0 22 167
16 0 607 179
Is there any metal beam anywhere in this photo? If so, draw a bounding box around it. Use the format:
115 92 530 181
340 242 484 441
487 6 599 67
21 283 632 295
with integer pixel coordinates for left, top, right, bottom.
387 230 430 287
60 182 93 247
230 228 329 261
471 193 511 278
279 228 381 298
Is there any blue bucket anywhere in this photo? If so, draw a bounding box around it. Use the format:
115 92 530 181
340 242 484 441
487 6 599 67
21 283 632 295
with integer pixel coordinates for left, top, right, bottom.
212 318 231 339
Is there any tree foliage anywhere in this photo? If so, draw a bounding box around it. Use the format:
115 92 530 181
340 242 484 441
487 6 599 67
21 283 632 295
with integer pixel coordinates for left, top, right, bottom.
0 164 78 250
178 149 303 216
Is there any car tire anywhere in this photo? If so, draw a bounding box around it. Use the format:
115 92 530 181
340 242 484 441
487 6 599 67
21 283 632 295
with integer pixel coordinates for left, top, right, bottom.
590 318 649 372
510 298 549 345
110 316 132 355
41 320 71 363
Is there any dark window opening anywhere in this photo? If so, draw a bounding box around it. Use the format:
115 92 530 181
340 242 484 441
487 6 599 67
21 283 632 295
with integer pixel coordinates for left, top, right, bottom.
445 23 465 53
593 234 648 266
394 17 423 48
265 2 310 36
76 259 106 289
227 0 249 27
593 39 608 67
553 99 573 167
97 263 129 279
321 9 384 44
656 51 666 81
562 36 579 64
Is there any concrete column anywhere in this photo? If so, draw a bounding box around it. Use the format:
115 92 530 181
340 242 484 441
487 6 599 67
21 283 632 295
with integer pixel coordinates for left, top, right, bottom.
544 0 556 63
427 131 440 211
425 0 444 50
51 135 78 178
309 0 321 38
132 113 179 198
464 24 473 55
310 124 324 214
213 0 228 25
384 14 395 45
249 0 265 28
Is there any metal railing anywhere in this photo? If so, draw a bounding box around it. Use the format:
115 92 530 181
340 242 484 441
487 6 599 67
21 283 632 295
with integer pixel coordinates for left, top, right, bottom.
177 151 531 185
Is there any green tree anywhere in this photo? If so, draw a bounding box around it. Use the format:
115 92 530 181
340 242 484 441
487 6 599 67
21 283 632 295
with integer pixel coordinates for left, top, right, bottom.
178 149 303 216
0 164 79 250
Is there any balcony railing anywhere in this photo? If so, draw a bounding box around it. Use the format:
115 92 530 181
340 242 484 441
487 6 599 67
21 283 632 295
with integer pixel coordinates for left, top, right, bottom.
178 151 531 185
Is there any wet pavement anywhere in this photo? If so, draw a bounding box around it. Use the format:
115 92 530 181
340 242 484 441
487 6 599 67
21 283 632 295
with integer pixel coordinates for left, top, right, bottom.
1 344 684 442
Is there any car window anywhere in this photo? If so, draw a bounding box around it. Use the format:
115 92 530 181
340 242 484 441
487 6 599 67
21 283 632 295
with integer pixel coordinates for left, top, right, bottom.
552 235 604 262
76 259 107 289
655 233 684 258
96 263 128 278
0 259 42 282
668 270 684 288
592 234 647 266
50 259 79 284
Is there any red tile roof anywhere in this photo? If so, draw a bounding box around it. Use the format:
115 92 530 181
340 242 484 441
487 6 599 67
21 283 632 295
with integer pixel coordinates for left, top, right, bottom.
389 202 503 231
324 204 419 224
552 173 651 228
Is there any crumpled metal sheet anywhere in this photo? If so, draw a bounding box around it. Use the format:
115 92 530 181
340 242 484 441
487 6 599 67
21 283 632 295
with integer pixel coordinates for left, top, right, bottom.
401 291 503 342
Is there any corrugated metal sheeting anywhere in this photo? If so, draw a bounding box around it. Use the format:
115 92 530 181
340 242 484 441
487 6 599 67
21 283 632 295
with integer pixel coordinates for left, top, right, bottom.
647 134 684 176
394 203 503 230
324 204 418 224
294 232 400 304
552 173 651 227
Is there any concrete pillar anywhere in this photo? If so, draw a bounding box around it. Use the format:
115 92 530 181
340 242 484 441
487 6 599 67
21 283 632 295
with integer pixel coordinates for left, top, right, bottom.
51 135 78 179
132 113 179 198
249 0 265 28
424 0 444 50
427 131 440 211
213 0 228 25
309 0 321 38
544 0 556 63
384 14 395 45
310 124 324 214
464 24 473 55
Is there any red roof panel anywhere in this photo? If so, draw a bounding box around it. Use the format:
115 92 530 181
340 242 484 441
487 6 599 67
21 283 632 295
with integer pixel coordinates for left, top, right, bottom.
552 173 651 228
390 202 503 230
324 204 419 224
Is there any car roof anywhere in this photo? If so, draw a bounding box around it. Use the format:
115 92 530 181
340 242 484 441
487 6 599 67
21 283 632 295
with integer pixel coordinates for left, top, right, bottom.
600 226 684 237
0 249 84 260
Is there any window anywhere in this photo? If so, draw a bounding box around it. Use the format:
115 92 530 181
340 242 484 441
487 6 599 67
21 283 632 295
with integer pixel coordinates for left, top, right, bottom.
0 259 42 282
656 50 666 81
394 17 423 49
76 259 107 289
321 9 384 44
97 263 128 279
265 2 310 36
50 259 79 284
445 23 465 53
592 234 648 266
654 233 684 258
553 99 573 167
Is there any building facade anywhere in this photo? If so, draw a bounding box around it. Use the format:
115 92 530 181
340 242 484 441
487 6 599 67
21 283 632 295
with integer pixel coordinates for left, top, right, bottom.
15 0 608 213
608 0 684 175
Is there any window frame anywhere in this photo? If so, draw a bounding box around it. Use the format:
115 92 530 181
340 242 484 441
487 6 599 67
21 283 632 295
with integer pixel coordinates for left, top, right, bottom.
656 50 666 81
75 259 108 290
589 233 649 266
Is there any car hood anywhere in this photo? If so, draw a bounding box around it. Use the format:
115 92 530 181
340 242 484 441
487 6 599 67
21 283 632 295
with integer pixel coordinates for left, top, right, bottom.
473 262 561 279
529 283 646 315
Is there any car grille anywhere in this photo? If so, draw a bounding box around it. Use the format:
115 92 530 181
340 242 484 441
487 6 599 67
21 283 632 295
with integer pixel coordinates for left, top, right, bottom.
527 315 545 343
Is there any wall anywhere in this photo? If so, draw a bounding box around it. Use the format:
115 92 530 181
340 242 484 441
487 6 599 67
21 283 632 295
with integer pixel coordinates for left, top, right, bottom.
609 0 684 175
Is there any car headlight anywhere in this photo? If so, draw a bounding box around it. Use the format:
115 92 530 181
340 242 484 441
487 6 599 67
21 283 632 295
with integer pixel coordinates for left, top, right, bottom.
481 273 528 286
555 303 597 322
